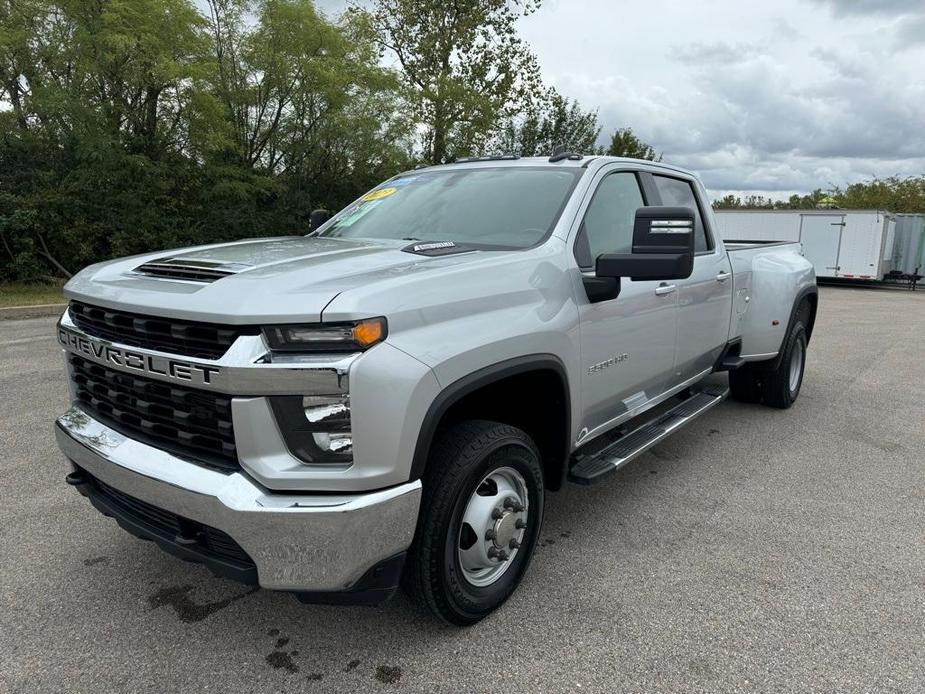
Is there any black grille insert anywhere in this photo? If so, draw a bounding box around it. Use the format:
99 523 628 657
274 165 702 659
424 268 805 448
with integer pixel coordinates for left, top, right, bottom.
68 301 259 360
70 355 238 471
77 467 255 575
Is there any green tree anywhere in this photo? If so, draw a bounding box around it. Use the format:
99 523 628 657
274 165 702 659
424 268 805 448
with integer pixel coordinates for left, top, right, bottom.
0 0 412 281
603 127 661 161
836 176 925 213
494 90 601 156
0 0 211 277
709 184 925 212
786 190 829 209
712 194 743 209
199 0 412 233
360 0 543 164
713 194 782 209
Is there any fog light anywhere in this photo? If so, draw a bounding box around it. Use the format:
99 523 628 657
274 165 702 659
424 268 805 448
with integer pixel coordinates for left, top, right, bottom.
270 394 353 465
312 431 353 455
302 395 350 425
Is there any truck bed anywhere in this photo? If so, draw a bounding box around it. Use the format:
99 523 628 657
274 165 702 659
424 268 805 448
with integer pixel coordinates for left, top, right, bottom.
725 239 800 251
724 240 810 358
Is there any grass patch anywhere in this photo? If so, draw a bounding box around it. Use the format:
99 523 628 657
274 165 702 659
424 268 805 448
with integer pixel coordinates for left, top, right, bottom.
0 282 65 308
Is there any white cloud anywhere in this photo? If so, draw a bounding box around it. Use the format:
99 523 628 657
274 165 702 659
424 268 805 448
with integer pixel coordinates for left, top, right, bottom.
236 0 925 198
809 0 924 16
518 0 925 196
668 42 763 64
894 12 925 47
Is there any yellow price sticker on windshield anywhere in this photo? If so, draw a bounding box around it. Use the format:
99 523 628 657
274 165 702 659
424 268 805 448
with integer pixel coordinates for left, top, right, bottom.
361 187 397 202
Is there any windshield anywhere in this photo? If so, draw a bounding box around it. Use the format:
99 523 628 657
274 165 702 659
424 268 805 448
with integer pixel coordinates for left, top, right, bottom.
313 167 583 249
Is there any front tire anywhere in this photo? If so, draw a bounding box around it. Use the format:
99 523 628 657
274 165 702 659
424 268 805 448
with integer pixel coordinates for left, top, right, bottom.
402 420 545 625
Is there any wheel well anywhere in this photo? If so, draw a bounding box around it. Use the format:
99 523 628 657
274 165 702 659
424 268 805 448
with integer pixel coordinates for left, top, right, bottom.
801 292 818 342
421 368 570 491
760 289 818 373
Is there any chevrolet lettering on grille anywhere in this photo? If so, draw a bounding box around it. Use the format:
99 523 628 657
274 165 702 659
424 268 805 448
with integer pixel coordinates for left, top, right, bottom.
58 328 221 386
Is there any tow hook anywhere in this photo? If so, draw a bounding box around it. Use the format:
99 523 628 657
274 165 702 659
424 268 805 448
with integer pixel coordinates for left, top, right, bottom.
65 470 88 487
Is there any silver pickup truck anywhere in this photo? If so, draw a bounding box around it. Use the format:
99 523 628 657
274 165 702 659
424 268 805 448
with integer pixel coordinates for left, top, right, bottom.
54 155 817 624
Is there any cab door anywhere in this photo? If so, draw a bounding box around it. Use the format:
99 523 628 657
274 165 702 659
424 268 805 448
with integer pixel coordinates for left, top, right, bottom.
650 174 733 384
573 170 679 442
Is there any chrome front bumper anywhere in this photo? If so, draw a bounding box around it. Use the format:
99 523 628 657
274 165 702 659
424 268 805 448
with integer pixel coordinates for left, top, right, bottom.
56 407 422 592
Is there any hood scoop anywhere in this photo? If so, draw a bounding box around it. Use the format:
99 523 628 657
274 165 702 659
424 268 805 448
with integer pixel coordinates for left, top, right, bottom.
401 240 475 257
133 257 254 283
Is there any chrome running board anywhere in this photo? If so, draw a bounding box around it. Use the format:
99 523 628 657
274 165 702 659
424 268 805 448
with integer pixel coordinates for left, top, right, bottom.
568 384 729 485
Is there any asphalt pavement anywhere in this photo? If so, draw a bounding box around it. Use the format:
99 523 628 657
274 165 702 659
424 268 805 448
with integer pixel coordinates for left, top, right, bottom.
1 286 923 693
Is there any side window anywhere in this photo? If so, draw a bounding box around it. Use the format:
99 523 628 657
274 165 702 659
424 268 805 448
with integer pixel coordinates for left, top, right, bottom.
651 175 711 252
575 173 644 268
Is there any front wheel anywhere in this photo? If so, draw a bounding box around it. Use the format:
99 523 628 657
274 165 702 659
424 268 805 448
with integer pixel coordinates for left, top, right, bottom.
402 420 544 625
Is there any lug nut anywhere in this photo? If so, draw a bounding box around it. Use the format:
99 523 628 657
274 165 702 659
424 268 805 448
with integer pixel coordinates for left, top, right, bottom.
509 539 521 550
487 547 510 561
515 519 527 530
504 497 525 513
497 549 509 561
485 529 497 541
491 508 504 520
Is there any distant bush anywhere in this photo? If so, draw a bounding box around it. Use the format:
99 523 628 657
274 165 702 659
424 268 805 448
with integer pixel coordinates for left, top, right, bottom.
713 176 925 212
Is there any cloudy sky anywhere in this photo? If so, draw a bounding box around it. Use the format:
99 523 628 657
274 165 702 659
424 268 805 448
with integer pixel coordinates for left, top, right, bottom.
327 0 925 199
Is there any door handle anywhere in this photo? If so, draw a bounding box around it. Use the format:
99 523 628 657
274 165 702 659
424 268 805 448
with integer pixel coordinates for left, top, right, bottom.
655 284 677 296
716 271 732 282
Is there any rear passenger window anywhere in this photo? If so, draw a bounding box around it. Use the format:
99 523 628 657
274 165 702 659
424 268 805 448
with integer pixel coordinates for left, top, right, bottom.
575 173 644 268
652 176 711 253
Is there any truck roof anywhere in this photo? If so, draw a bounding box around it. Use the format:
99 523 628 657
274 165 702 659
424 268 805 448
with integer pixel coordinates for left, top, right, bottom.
400 155 698 179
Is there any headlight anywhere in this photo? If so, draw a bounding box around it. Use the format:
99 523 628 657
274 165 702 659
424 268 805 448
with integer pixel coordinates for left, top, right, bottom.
263 317 387 353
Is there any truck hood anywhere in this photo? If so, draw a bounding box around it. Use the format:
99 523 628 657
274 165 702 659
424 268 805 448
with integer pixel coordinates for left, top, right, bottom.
64 236 490 323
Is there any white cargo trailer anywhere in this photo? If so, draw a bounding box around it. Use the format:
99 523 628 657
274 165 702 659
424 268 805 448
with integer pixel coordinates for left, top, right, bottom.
891 214 925 276
714 210 895 281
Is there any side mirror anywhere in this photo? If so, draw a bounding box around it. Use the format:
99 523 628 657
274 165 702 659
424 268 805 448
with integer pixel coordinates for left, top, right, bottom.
595 206 695 281
309 209 332 232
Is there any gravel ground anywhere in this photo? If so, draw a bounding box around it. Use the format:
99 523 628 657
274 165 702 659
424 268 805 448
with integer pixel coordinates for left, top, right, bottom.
1 286 923 693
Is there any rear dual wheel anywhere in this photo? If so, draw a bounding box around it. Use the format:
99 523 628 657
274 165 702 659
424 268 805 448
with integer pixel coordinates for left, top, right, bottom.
402 420 544 625
729 318 807 409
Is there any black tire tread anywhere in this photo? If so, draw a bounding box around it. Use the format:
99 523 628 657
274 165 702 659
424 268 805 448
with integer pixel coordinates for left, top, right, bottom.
762 323 806 409
729 366 764 403
401 420 542 625
727 299 809 408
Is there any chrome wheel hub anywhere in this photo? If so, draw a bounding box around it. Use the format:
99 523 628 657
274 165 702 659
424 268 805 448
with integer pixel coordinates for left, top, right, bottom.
789 338 804 393
457 467 528 587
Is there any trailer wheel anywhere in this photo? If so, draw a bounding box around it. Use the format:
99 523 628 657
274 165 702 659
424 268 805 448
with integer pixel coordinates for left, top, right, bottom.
402 420 544 625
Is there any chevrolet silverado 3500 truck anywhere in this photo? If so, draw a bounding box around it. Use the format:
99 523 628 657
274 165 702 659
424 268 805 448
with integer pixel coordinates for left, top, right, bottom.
55 155 817 625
